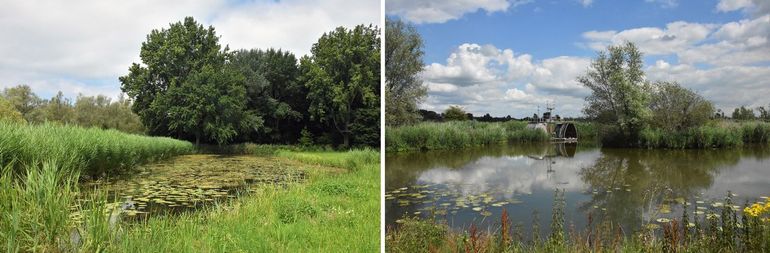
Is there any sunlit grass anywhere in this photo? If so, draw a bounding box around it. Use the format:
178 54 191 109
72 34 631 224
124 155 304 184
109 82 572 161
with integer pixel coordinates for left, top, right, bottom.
113 149 380 252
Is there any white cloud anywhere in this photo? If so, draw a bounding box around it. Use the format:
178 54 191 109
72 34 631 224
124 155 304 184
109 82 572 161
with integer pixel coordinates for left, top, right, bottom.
386 0 531 24
716 0 770 15
647 61 770 112
579 0 594 8
0 0 380 99
420 43 592 117
645 0 679 9
717 0 754 12
582 21 715 55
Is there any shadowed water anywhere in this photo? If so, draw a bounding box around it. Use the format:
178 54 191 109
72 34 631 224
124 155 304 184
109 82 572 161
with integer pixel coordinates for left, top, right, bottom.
385 143 770 237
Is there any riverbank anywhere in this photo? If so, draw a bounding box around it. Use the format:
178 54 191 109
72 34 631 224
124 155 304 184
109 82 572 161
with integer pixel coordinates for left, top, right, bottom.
0 121 379 252
637 120 770 149
386 192 770 252
113 149 380 252
385 121 554 152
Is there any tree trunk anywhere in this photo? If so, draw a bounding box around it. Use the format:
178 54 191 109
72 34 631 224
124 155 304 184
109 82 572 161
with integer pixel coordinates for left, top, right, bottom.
343 133 350 148
195 133 201 146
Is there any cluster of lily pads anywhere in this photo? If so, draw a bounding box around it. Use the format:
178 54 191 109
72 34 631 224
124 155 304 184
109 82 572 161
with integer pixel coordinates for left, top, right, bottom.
649 193 746 229
76 155 305 221
386 183 524 224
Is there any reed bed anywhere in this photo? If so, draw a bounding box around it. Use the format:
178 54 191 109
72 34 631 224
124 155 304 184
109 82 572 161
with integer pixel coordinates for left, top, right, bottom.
386 121 550 152
638 121 770 149
0 121 194 176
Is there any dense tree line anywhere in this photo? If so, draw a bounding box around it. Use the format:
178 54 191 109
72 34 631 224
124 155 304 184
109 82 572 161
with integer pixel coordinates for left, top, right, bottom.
0 85 144 133
120 17 379 147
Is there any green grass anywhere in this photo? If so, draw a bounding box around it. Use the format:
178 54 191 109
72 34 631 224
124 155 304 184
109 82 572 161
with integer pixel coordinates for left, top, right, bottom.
0 121 194 176
1 124 380 253
386 121 550 152
111 149 380 252
637 121 770 149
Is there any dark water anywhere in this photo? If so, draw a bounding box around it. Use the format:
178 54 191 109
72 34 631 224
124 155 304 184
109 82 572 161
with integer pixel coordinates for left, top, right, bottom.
385 143 770 236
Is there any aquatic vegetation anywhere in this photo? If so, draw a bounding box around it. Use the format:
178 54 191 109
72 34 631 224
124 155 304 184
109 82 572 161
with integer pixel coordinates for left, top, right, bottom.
110 149 380 252
636 121 770 149
0 161 78 252
386 121 551 152
0 121 194 177
79 155 308 219
387 192 770 252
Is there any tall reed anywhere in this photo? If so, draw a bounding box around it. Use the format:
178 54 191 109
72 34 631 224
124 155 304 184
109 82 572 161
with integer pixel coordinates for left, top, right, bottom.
386 121 550 152
0 121 194 176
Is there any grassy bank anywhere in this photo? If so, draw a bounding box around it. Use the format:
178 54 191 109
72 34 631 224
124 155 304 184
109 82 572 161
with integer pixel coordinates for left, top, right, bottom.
387 192 770 252
0 122 379 251
0 121 194 176
112 149 380 252
637 121 770 149
386 121 550 152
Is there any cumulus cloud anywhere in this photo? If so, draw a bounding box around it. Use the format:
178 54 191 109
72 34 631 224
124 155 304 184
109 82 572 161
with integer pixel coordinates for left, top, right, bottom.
420 43 591 117
582 21 715 55
577 12 770 113
0 0 379 99
578 0 594 8
716 0 770 16
386 0 532 24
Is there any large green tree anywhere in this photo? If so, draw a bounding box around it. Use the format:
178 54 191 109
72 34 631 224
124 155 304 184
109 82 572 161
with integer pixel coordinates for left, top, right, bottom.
119 17 257 144
579 42 651 141
300 25 380 147
231 48 305 143
385 18 426 126
649 81 714 131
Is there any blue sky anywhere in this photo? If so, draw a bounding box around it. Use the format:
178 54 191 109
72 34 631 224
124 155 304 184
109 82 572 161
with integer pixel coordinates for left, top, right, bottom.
388 0 770 117
0 0 379 101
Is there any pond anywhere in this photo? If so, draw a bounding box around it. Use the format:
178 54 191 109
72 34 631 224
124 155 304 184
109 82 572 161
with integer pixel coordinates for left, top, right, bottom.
385 143 770 237
74 154 306 222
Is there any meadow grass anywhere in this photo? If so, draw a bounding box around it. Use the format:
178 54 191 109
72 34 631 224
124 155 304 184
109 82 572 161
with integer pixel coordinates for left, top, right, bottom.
111 148 380 252
0 121 194 176
386 121 550 152
638 121 770 149
386 191 770 253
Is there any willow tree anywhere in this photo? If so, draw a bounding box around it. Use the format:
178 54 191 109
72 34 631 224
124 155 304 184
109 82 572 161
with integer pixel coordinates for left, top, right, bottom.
385 18 426 126
300 25 380 147
120 17 259 144
579 42 651 141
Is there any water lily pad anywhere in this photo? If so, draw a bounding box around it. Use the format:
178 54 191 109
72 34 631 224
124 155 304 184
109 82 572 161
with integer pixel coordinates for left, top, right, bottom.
472 207 482 212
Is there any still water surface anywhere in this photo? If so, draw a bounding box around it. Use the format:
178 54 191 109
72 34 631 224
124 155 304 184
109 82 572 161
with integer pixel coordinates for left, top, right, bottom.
385 144 770 236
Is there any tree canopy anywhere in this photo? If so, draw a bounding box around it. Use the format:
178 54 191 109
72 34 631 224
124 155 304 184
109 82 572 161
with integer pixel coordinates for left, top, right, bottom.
300 25 381 147
443 106 468 121
579 42 650 140
231 48 305 143
120 17 258 144
649 81 714 131
385 18 426 126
